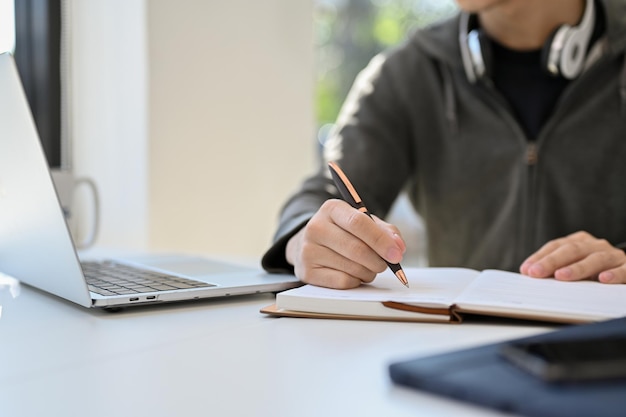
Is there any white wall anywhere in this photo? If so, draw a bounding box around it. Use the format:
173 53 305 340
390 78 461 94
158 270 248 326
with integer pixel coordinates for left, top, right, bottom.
70 0 315 261
148 0 315 260
69 0 149 250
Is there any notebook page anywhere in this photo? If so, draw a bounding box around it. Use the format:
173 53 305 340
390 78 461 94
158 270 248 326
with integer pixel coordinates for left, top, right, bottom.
276 267 479 314
454 269 626 322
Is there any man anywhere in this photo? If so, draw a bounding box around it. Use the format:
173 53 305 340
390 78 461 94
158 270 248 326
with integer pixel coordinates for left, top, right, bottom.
263 0 626 288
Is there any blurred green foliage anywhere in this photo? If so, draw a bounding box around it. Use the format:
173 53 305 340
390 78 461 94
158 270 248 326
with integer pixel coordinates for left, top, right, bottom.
314 0 457 135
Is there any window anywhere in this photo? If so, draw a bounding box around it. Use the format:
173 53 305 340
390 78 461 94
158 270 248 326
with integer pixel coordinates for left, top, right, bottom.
314 0 458 142
0 0 15 53
14 0 62 168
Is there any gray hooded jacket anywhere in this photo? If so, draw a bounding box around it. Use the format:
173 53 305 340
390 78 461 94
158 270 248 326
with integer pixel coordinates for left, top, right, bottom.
263 0 626 274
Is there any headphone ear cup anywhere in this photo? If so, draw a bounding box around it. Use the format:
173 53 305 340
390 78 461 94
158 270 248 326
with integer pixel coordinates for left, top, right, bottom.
542 25 570 77
559 25 590 78
541 0 595 78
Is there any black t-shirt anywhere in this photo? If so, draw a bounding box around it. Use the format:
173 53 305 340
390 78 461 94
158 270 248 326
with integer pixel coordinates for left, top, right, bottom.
490 3 605 140
491 42 569 140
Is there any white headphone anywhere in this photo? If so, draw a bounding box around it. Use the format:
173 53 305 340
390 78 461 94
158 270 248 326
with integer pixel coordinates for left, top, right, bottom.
459 0 596 83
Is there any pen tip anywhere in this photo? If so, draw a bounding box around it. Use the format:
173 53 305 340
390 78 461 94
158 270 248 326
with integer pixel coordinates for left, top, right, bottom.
396 269 409 288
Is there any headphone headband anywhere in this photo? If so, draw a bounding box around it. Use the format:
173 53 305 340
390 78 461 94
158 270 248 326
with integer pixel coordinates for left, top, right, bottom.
459 0 596 83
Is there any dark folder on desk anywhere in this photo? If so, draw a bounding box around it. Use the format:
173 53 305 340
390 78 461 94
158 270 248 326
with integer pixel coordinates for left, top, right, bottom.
389 318 626 417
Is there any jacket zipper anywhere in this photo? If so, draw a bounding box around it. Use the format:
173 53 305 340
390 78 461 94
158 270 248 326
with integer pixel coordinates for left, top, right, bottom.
523 141 539 261
479 81 538 265
526 142 538 165
479 57 603 265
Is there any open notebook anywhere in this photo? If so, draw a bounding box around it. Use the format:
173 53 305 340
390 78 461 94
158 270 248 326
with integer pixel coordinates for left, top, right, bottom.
0 52 301 309
261 267 626 324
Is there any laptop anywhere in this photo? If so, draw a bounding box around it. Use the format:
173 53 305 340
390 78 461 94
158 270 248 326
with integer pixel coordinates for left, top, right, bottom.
0 52 301 309
388 317 626 417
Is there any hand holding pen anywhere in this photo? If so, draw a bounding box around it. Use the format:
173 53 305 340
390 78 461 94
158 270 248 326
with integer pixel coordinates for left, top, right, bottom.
284 161 408 290
328 161 409 288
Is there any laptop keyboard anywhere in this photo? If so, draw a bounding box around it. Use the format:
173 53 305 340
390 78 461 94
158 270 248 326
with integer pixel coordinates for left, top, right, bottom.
82 261 215 296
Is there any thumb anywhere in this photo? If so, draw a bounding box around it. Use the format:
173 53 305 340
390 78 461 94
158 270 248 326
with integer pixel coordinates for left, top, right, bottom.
372 215 406 254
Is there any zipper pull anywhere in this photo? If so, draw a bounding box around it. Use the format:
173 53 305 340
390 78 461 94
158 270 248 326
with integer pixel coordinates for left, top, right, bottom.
526 142 538 165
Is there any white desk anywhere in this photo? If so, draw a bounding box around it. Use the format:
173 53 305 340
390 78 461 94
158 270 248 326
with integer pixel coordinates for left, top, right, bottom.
0 277 555 417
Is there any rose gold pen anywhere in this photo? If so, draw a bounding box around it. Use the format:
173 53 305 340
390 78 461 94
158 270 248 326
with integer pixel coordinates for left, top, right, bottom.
328 161 409 288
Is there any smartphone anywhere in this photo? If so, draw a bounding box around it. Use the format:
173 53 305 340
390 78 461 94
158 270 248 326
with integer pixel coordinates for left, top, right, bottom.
499 335 626 382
